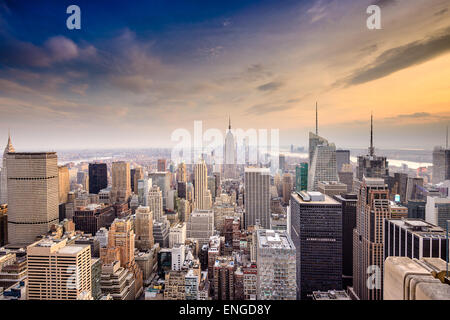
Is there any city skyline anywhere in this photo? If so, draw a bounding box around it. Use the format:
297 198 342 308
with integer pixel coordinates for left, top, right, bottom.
0 0 449 149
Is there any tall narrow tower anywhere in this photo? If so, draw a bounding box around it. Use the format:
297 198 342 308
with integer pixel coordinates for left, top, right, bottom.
315 102 318 135
369 112 375 156
0 131 15 204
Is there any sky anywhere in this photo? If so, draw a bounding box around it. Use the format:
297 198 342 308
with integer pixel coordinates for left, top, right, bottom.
0 0 449 151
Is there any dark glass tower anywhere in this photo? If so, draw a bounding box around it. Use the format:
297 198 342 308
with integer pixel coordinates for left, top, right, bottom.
333 193 357 289
290 191 342 299
89 163 108 194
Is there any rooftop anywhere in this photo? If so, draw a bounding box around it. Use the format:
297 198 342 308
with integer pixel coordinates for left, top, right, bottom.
292 191 339 205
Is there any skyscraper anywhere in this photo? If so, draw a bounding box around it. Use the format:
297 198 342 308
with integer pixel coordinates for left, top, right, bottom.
223 117 237 179
89 163 108 195
27 239 92 300
290 191 342 299
244 168 270 229
432 146 450 184
352 177 391 300
295 163 308 191
157 159 166 172
336 149 350 172
256 229 296 300
58 165 70 204
333 193 357 288
384 218 449 261
356 115 389 181
425 196 450 229
282 173 293 205
194 160 210 210
111 161 131 203
135 206 154 251
177 162 187 183
7 152 59 245
0 132 14 204
131 166 144 194
148 185 163 221
308 138 338 191
149 172 170 209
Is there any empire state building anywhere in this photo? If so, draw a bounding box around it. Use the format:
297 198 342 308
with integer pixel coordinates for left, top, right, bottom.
223 117 237 179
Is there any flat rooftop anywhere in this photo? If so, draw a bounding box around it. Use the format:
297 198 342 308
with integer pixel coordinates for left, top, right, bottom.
292 191 339 205
387 219 447 238
244 167 270 173
257 229 295 250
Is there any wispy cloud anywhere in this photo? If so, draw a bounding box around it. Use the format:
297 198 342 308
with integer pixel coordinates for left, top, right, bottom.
257 81 283 92
337 27 450 86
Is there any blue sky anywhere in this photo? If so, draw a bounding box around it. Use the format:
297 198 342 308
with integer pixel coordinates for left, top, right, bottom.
0 0 449 150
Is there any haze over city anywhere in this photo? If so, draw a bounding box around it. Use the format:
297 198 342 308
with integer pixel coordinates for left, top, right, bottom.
0 0 449 150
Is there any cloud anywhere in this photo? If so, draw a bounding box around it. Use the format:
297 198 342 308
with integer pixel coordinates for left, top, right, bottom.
44 36 79 62
338 27 450 86
434 8 448 16
371 0 397 8
257 81 283 92
307 0 329 23
245 103 292 115
111 75 154 94
384 112 433 121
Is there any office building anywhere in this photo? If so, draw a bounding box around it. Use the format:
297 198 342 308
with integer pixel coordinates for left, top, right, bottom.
213 256 236 300
7 152 59 245
336 149 350 172
338 164 354 193
352 177 391 300
169 222 187 248
0 204 7 246
290 191 342 299
157 159 166 172
153 217 170 248
131 167 144 194
384 218 449 261
73 204 115 235
333 193 357 288
100 261 135 300
186 209 214 246
27 239 92 300
356 116 389 181
177 162 187 183
0 132 14 204
295 163 308 192
244 168 270 229
194 160 210 210
282 173 293 205
432 146 450 184
164 270 186 300
111 161 131 203
148 185 163 221
89 163 108 195
425 196 450 230
135 206 154 251
308 135 338 191
318 181 347 198
256 229 296 300
149 172 170 209
223 118 237 179
58 165 70 204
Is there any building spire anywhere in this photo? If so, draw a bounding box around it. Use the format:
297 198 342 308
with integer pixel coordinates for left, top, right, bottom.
4 129 15 156
446 125 448 149
369 112 374 156
315 102 318 135
228 116 231 130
